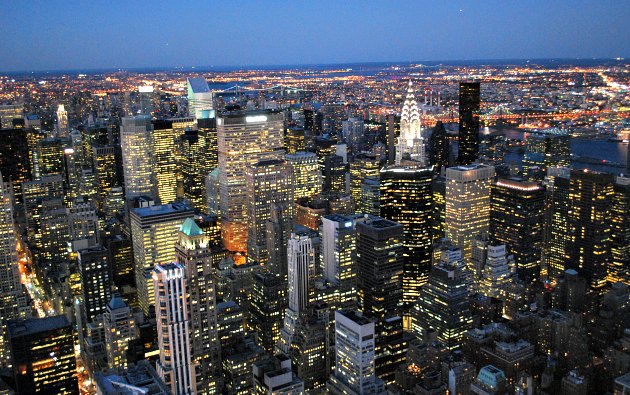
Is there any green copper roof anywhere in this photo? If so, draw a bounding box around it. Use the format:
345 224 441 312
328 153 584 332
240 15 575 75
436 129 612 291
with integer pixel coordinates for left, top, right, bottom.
180 217 204 237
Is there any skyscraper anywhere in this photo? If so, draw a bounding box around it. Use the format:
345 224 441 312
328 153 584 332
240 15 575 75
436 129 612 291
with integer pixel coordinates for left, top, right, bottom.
286 151 322 200
490 178 545 282
217 110 285 252
56 104 69 137
130 202 195 315
411 254 472 350
445 164 495 260
250 272 288 353
609 177 630 285
457 82 481 165
187 77 214 120
321 214 362 306
567 170 615 293
120 116 157 203
152 119 178 204
479 244 515 299
522 128 571 180
77 245 112 322
278 228 317 354
379 166 433 316
543 167 572 280
8 316 78 394
103 296 136 371
396 80 426 166
349 153 380 206
153 263 196 395
175 218 221 394
356 217 404 321
0 173 29 366
326 310 386 395
428 121 449 173
246 159 294 266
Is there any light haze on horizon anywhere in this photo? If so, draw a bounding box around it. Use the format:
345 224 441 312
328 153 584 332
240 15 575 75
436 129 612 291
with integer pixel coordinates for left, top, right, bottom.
1 0 629 72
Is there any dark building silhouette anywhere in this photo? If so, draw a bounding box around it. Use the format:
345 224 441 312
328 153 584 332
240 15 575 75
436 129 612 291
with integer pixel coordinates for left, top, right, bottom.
490 178 545 282
8 316 78 394
457 82 481 165
428 121 449 173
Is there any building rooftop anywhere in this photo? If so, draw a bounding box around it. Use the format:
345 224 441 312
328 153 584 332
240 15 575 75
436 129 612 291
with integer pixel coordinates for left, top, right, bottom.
8 315 71 338
187 77 210 93
131 202 194 218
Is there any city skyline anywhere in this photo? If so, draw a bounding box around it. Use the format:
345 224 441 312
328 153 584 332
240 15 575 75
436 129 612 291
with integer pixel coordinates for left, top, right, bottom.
1 1 629 72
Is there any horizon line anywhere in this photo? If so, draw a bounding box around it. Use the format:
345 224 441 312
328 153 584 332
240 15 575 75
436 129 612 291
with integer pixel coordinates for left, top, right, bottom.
1 56 628 75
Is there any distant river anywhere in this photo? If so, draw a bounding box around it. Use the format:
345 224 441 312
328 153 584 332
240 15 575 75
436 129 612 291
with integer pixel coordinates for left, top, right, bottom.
490 127 628 175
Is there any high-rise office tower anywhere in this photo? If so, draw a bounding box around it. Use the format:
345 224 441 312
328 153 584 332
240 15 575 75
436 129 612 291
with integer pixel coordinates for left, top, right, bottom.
356 217 404 321
250 272 288 353
278 228 317 354
359 177 380 216
431 175 446 242
198 116 218 172
153 263 196 395
34 137 70 179
490 178 545 282
0 104 23 129
56 104 69 136
105 233 133 289
411 254 472 350
8 316 78 394
120 116 157 202
103 296 136 371
152 119 178 205
396 80 426 166
0 174 29 366
543 167 572 280
327 310 386 395
609 177 629 285
179 126 210 211
130 202 195 315
187 77 214 120
380 166 433 316
522 128 571 180
342 117 365 154
92 145 118 209
350 153 380 206
321 214 362 306
457 82 481 165
0 128 32 201
445 164 495 260
286 126 307 154
286 152 321 200
322 154 347 193
78 245 112 322
175 218 221 394
246 159 294 266
428 121 449 173
567 170 615 293
479 244 515 299
218 110 285 252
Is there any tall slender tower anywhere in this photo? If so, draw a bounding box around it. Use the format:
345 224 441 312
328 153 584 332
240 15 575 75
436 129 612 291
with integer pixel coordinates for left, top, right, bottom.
396 80 426 166
278 228 317 354
445 164 495 260
120 116 157 203
56 104 69 137
457 82 481 165
379 166 433 319
0 173 29 366
103 296 136 371
246 159 294 266
153 263 196 395
152 119 178 204
217 110 285 252
175 218 221 394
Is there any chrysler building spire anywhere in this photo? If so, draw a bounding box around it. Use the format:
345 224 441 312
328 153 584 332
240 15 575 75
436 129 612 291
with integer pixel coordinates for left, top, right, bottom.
396 80 426 166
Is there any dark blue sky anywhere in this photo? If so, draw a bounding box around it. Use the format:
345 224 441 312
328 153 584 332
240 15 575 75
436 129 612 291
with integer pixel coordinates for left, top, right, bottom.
2 1 629 72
